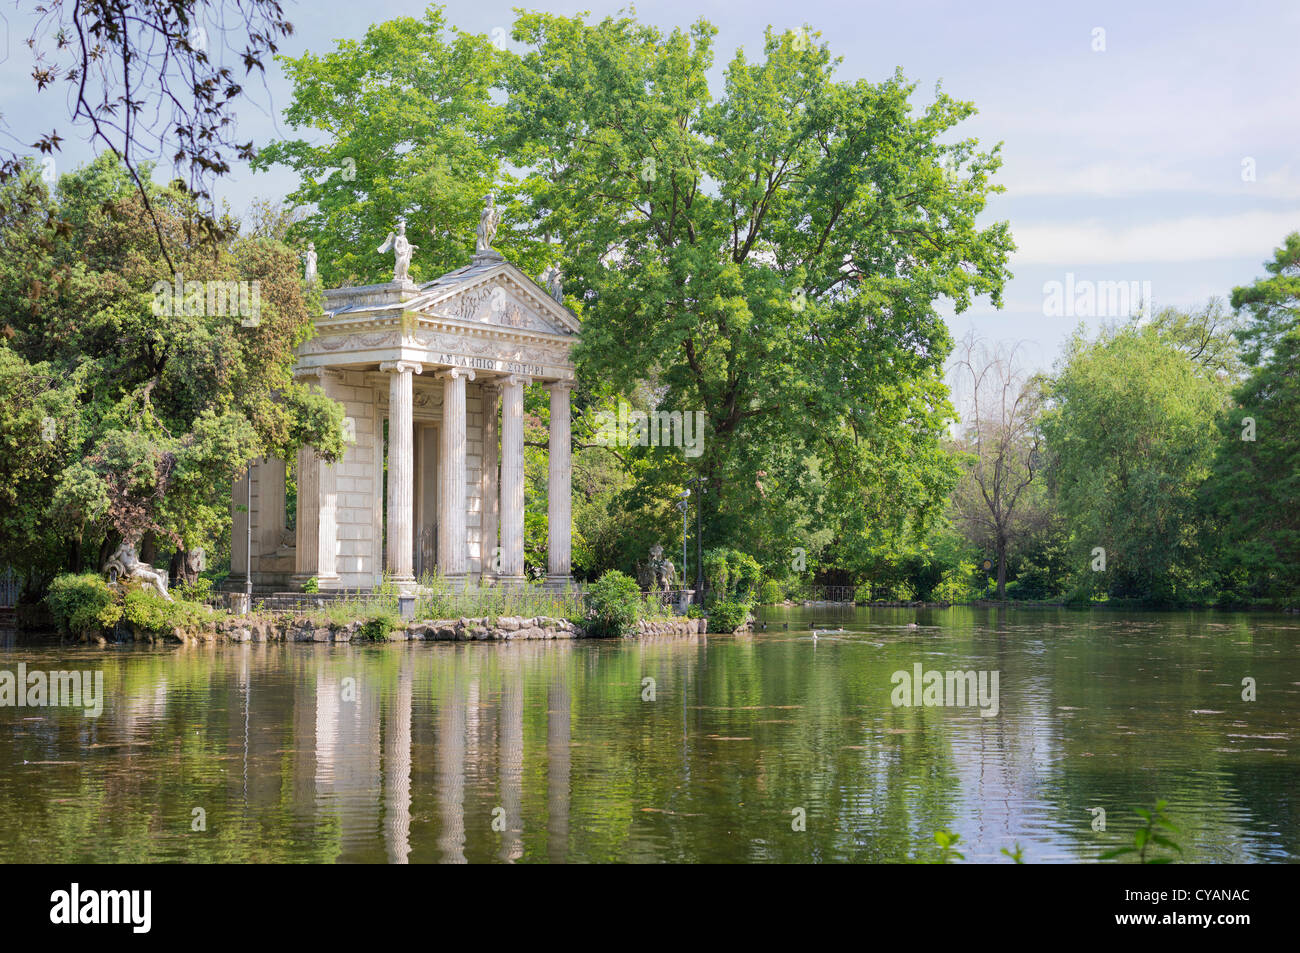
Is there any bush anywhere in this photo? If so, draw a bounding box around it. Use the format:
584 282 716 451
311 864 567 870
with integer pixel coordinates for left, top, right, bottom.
759 579 786 604
358 611 402 641
706 599 751 633
47 573 121 636
585 570 642 638
121 587 212 635
173 575 214 603
703 547 763 602
302 576 320 593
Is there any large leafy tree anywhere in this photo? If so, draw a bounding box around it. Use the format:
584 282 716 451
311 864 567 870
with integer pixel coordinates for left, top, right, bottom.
0 155 342 595
1229 231 1300 365
252 6 543 285
1041 319 1233 603
1207 237 1300 602
501 14 1013 571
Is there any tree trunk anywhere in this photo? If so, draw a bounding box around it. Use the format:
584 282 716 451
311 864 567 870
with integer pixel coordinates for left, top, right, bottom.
140 532 157 567
995 537 1008 600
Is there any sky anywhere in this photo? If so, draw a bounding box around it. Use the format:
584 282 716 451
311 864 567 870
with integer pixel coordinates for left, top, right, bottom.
1 0 1297 373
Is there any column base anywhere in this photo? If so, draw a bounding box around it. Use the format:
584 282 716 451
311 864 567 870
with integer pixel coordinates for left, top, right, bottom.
545 574 573 591
290 573 339 592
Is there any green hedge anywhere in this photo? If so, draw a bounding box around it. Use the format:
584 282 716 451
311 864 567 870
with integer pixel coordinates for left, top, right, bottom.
706 599 751 633
47 573 121 636
585 570 643 637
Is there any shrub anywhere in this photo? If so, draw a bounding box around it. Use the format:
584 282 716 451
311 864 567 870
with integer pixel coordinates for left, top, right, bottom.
358 611 402 641
704 548 763 603
302 576 320 593
706 599 751 633
759 579 786 604
173 575 215 603
585 570 642 638
47 573 121 637
121 588 212 635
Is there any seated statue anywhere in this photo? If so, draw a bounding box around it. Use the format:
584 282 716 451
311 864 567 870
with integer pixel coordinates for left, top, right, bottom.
648 544 676 592
105 541 173 602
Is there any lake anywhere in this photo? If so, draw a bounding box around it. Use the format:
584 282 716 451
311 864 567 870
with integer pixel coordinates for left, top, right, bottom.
1 606 1297 863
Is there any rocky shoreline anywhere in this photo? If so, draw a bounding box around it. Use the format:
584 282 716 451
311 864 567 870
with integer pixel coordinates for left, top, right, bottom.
72 613 705 644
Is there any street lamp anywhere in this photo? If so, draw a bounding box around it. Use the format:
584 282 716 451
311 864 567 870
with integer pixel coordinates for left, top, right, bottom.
685 476 706 595
676 490 690 588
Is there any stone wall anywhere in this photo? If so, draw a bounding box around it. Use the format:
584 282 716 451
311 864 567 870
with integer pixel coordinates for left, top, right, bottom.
108 614 704 644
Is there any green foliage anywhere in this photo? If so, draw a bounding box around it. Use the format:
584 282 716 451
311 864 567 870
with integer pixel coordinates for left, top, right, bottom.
172 576 214 603
302 576 320 593
252 7 541 286
1000 843 1025 863
759 579 786 604
932 829 965 863
357 612 402 642
0 154 344 594
46 573 121 636
1229 231 1300 366
705 599 751 633
584 570 643 637
502 12 1006 578
703 547 762 602
1041 318 1231 603
1100 800 1183 864
120 588 212 636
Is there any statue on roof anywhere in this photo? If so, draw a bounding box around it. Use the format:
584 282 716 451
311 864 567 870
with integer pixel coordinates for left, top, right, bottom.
378 218 417 283
304 242 318 284
543 264 563 302
476 192 501 257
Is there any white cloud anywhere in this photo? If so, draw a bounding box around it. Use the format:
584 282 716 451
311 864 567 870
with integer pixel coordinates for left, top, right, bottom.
1011 210 1300 264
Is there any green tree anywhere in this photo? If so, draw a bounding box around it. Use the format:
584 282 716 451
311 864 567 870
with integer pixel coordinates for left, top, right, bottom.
1229 232 1300 365
502 13 1012 571
252 6 535 286
1041 319 1232 603
0 156 342 596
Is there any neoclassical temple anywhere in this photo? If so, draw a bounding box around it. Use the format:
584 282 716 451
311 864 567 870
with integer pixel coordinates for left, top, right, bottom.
229 203 578 592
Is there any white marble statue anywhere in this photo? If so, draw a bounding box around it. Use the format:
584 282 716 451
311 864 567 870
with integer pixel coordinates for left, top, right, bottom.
104 541 173 602
378 219 418 283
476 193 501 256
544 264 563 301
304 242 318 284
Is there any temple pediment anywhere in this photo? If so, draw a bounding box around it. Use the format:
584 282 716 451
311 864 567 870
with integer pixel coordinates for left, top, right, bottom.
408 257 579 336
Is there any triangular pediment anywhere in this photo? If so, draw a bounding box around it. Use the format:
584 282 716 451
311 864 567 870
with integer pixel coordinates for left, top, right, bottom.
408 259 580 336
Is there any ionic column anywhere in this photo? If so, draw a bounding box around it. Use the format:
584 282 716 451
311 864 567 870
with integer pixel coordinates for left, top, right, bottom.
436 367 474 579
499 375 529 582
547 381 573 582
480 381 500 581
381 360 422 585
292 444 338 589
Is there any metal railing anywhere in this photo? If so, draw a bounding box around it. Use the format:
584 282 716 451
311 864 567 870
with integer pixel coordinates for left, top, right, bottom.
0 567 20 608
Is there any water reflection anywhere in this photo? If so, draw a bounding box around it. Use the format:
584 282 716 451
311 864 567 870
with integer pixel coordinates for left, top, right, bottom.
0 609 1298 863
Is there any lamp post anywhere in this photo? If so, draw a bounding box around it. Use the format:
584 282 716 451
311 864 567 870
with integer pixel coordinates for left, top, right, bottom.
245 460 253 606
677 490 690 588
686 476 706 596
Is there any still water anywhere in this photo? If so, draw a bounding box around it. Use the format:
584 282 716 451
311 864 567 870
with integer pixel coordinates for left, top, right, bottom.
1 607 1297 863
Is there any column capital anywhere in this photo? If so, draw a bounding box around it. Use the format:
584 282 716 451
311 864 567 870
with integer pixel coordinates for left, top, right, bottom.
379 360 423 375
293 366 341 382
434 366 476 382
502 374 532 388
545 379 575 394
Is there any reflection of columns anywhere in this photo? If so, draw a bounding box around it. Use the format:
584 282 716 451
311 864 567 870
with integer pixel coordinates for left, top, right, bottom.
480 382 500 580
292 444 337 588
546 381 573 581
499 375 528 581
498 655 524 862
547 675 571 863
384 663 413 864
436 663 467 864
436 367 474 579
381 361 422 584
